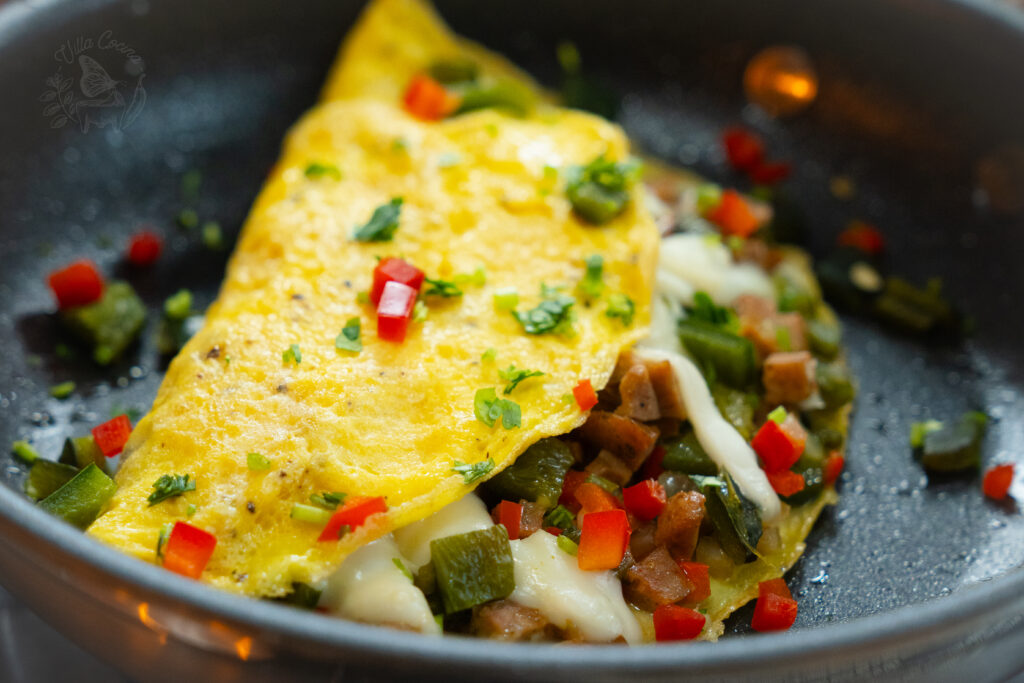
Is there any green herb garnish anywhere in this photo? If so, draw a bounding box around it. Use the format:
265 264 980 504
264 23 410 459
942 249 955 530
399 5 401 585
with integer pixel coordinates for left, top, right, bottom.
686 291 737 330
186 504 197 517
473 388 522 429
335 317 362 353
156 522 174 558
49 381 76 399
247 452 272 471
453 267 487 287
578 254 604 299
493 289 519 311
481 347 498 363
412 299 428 322
452 457 496 484
767 406 788 425
282 344 302 365
423 277 463 298
310 491 347 510
556 534 578 556
512 290 575 336
498 364 544 395
147 473 196 506
164 289 193 321
304 162 342 181
353 197 404 242
543 504 575 531
565 155 640 224
290 503 334 525
605 293 635 326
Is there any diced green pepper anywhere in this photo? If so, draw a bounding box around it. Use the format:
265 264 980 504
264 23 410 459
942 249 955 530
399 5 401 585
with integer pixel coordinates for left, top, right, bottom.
807 318 841 360
39 463 116 528
915 412 987 472
773 272 817 316
872 277 959 335
455 79 534 116
816 362 855 409
711 384 759 439
430 525 515 614
661 432 717 476
692 473 762 565
59 436 107 473
24 460 79 501
483 438 573 508
60 282 147 365
679 321 756 389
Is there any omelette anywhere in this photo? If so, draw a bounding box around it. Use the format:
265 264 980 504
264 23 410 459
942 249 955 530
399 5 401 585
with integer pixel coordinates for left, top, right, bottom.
83 0 855 644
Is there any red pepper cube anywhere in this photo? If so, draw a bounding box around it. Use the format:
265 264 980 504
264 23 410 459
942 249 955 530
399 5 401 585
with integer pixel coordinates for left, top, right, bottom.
91 414 132 457
751 579 798 632
767 469 806 497
722 127 765 172
376 281 417 343
749 160 792 185
318 496 388 542
544 526 563 537
752 414 806 473
573 482 620 516
823 451 845 486
622 479 667 522
838 221 886 255
577 509 630 571
162 521 217 580
495 500 523 540
559 470 588 511
47 259 105 309
653 604 706 641
982 463 1014 501
126 230 163 266
573 378 598 412
642 445 667 480
679 562 711 604
705 189 760 238
403 74 458 121
371 257 424 306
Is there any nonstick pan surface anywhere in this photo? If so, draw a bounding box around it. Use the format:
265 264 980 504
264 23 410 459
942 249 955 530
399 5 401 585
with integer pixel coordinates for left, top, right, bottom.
0 0 1022 680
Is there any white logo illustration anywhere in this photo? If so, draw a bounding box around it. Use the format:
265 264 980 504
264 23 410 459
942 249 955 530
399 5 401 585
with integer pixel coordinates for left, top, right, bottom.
41 30 146 133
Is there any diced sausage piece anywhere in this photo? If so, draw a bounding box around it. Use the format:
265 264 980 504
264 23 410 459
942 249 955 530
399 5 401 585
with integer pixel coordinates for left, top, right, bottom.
734 293 777 321
763 351 817 406
519 501 545 538
610 349 641 385
585 449 633 486
775 312 808 352
655 491 706 561
578 411 660 470
629 521 658 562
471 600 553 641
735 294 808 358
623 546 693 611
616 364 661 422
645 359 687 420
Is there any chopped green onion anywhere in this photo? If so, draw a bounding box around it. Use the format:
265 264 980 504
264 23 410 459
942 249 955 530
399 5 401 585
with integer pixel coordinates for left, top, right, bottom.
578 254 604 299
565 155 640 224
201 221 224 250
247 452 272 471
605 293 635 326
25 460 78 501
455 79 535 117
543 504 575 531
412 299 429 322
304 162 342 180
60 281 147 366
290 503 334 524
156 522 174 558
282 344 302 365
356 291 370 305
481 347 498 363
556 534 578 556
176 208 198 230
473 388 521 429
493 289 519 311
310 491 347 510
910 420 944 449
49 381 76 399
695 184 722 214
430 525 515 614
913 412 988 472
767 406 788 424
393 557 414 581
11 440 40 465
186 504 197 517
352 197 404 242
498 364 544 395
453 267 487 287
147 473 196 506
39 463 117 529
452 457 495 484
484 438 573 507
335 317 362 353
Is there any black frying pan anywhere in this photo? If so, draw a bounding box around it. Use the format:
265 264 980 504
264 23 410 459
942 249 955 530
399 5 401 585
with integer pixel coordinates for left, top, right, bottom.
0 0 1022 680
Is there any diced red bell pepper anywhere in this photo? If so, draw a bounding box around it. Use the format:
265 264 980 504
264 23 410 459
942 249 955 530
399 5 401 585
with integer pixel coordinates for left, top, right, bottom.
544 526 563 536
559 470 588 511
402 74 458 121
750 160 792 185
577 509 630 571
679 561 711 604
722 127 765 173
495 500 523 540
622 479 667 521
767 469 805 497
91 414 132 457
376 281 417 343
705 189 760 238
572 378 599 412
370 257 424 306
318 496 388 542
642 445 667 480
126 230 163 266
751 578 798 632
574 482 620 515
653 604 706 641
752 414 806 473
162 521 217 580
823 451 845 486
837 221 886 255
47 259 105 309
982 463 1014 501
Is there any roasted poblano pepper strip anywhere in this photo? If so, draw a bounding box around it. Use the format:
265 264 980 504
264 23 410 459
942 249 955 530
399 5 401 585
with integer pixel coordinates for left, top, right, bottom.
430 525 514 614
816 361 855 409
38 463 117 528
483 438 573 508
59 435 107 473
60 282 147 365
711 384 759 440
660 432 717 476
428 57 480 85
914 412 988 472
455 79 534 116
692 473 762 565
678 321 756 389
24 460 79 501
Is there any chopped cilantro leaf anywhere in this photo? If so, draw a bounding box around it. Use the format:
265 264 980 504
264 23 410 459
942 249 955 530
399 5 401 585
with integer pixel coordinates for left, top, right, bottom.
512 291 575 335
247 452 272 471
147 473 196 506
605 293 635 326
282 344 302 364
310 491 347 510
353 197 404 242
452 457 496 484
335 317 362 353
423 277 463 298
498 364 544 395
578 254 604 299
474 388 522 429
392 557 414 581
304 162 342 180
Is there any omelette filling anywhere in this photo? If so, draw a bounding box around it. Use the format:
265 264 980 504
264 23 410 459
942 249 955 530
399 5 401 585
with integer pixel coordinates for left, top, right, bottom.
314 177 854 642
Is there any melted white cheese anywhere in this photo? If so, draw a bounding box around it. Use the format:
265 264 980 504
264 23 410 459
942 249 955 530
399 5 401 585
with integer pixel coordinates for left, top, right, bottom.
509 531 642 644
658 233 773 305
320 535 441 635
392 493 492 569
